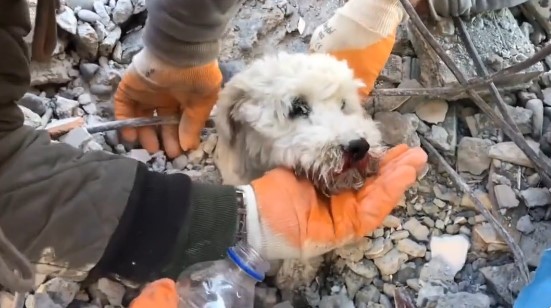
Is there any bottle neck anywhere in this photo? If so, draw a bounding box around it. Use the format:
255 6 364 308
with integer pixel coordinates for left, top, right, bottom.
226 242 269 282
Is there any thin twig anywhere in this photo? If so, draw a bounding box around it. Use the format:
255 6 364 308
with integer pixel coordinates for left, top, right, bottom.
399 0 551 187
420 136 530 284
85 116 179 134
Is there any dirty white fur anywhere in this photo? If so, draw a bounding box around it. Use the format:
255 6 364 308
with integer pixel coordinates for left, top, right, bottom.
214 52 386 194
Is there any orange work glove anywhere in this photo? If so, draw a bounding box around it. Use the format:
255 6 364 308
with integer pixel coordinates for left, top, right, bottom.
114 48 223 159
309 0 405 99
241 144 428 260
129 278 178 308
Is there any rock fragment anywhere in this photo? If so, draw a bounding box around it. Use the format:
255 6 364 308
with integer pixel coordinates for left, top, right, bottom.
520 187 551 207
494 184 519 209
456 137 493 175
414 100 448 124
403 218 429 242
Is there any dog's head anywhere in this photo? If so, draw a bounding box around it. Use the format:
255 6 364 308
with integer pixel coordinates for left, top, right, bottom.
215 52 386 195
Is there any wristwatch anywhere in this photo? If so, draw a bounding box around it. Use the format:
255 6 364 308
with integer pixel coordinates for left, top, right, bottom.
234 187 247 243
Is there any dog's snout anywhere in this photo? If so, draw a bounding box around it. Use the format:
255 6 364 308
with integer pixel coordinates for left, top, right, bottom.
346 138 370 161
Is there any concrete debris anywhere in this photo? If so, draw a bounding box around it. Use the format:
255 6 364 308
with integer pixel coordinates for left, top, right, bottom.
494 184 520 209
488 139 541 168
414 100 448 124
520 187 551 207
456 137 493 175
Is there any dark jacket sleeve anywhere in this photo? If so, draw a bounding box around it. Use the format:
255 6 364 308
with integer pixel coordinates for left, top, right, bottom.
0 0 240 285
143 0 242 67
428 0 529 18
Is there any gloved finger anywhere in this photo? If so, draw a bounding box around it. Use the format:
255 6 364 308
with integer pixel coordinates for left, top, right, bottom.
356 164 417 206
114 78 139 143
178 91 218 151
379 144 409 167
157 104 183 159
129 278 178 308
356 166 417 235
136 108 161 155
379 147 428 175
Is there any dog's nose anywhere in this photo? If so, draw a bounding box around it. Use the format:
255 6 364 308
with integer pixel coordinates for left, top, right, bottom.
346 138 370 161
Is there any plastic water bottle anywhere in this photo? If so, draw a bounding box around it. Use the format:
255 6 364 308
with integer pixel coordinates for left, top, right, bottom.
176 242 270 307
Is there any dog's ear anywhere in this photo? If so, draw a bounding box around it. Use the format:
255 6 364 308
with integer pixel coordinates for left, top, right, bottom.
214 85 248 147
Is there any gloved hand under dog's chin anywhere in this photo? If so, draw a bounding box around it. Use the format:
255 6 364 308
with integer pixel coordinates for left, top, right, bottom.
247 144 428 260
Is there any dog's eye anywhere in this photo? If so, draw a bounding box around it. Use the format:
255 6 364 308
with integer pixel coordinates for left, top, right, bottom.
341 100 346 110
289 97 310 119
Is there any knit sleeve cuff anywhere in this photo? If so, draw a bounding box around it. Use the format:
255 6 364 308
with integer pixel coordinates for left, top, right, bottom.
161 182 239 278
143 26 221 67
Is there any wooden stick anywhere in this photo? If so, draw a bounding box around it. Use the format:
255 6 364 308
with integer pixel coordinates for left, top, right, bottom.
420 136 530 284
399 0 551 187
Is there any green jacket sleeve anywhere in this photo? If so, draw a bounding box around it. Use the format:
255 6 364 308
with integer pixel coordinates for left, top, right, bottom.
143 0 242 67
0 0 241 286
428 0 529 18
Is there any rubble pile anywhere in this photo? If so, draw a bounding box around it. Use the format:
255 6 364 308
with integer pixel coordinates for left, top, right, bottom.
6 0 551 307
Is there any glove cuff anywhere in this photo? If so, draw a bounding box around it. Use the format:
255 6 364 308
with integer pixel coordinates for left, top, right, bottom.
240 184 302 260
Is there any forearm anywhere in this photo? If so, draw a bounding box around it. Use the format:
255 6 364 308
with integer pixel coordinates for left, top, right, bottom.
428 0 529 19
97 165 241 282
143 0 242 66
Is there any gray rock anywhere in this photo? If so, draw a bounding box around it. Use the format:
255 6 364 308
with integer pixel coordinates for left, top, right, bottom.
396 239 426 258
516 215 535 234
520 187 551 207
480 263 519 305
20 105 42 128
127 149 151 163
59 127 94 149
415 100 448 124
92 278 126 306
30 57 73 86
113 28 144 64
99 27 122 57
132 0 146 13
77 9 101 23
56 6 78 34
172 154 189 170
76 22 99 59
335 238 372 262
526 99 544 140
380 55 402 83
112 0 133 24
17 92 47 116
456 137 493 175
505 104 533 135
373 248 408 276
54 96 79 118
488 140 540 168
403 218 429 242
66 0 95 10
519 221 551 267
494 184 519 209
78 93 94 105
79 63 100 81
93 0 111 26
355 286 381 307
319 294 354 308
425 125 451 151
543 87 551 106
434 292 491 308
25 293 63 308
374 111 419 147
346 259 379 279
343 269 369 299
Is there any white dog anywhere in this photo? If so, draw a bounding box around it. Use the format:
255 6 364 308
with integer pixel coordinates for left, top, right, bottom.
214 52 386 195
